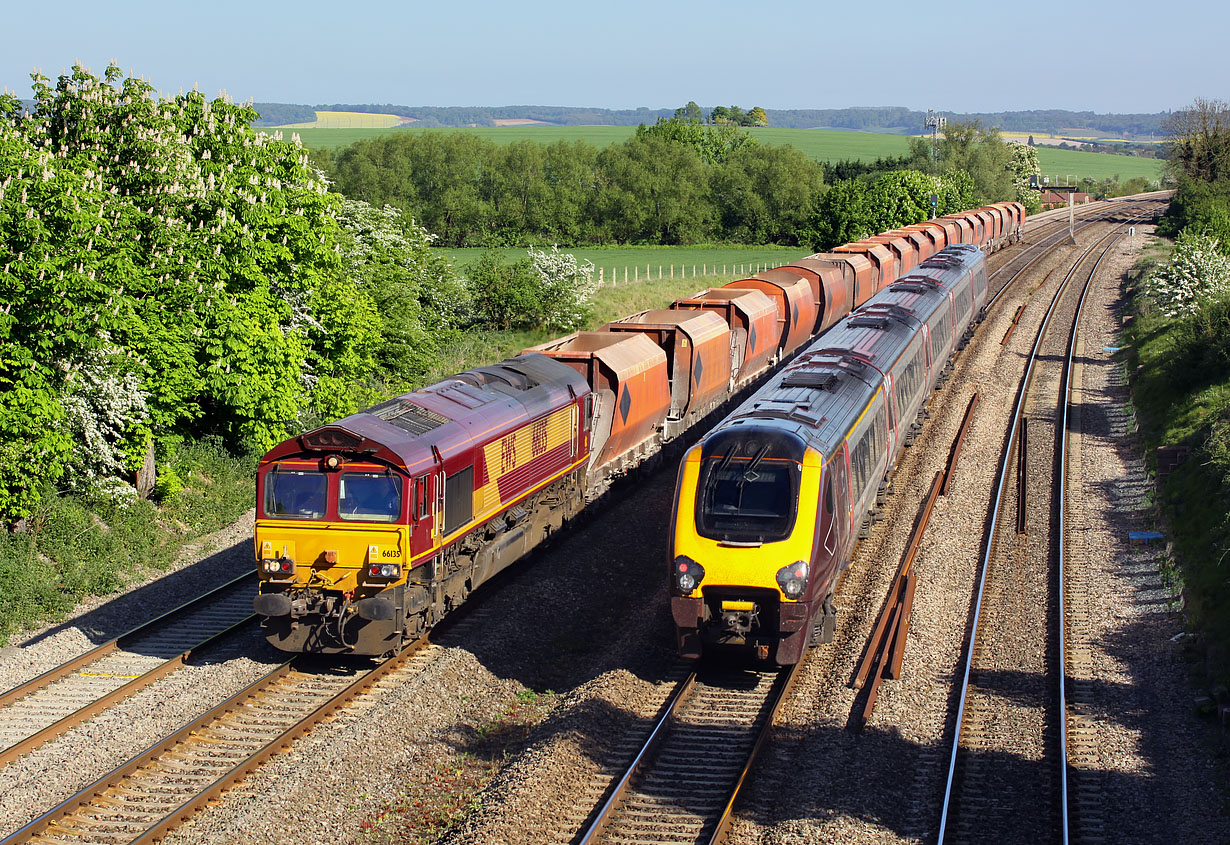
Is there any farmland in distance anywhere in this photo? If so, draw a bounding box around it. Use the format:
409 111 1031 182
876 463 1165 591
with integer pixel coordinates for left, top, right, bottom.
284 124 1164 183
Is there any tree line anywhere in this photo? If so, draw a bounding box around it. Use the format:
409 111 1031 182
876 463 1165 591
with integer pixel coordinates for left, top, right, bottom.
321 116 1040 251
253 103 1171 137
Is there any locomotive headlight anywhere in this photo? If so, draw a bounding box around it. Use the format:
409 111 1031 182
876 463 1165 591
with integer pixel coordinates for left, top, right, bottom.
776 561 809 600
674 555 705 595
262 557 294 577
367 563 401 579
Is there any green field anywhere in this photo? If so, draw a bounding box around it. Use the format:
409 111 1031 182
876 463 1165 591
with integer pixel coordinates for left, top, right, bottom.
1034 146 1163 183
282 125 1164 184
440 245 810 286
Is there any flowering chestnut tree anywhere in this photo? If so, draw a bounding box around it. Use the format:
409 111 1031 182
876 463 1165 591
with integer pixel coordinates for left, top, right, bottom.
0 63 448 521
1145 230 1230 318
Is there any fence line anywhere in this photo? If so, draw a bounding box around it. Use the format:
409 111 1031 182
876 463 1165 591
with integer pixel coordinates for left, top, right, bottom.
597 261 771 288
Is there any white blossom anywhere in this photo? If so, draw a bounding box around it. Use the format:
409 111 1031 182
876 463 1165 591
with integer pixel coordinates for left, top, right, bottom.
1145 230 1230 318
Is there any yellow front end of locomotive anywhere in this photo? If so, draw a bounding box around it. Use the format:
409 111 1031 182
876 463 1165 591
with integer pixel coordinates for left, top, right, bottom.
254 520 410 593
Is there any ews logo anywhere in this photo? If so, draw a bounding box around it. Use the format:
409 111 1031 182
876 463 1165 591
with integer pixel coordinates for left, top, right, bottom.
531 419 549 458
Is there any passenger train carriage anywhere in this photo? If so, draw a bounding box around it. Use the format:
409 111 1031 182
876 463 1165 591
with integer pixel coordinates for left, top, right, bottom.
668 246 988 664
254 206 1018 657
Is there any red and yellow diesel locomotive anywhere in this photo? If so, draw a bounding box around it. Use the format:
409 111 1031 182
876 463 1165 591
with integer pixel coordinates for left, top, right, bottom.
253 205 1022 656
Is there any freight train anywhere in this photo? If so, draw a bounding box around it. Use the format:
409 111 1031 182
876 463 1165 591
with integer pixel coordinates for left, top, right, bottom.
253 204 1023 655
669 244 988 664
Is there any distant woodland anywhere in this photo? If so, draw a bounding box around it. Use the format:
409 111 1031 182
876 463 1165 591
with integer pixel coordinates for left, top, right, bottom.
252 102 1170 138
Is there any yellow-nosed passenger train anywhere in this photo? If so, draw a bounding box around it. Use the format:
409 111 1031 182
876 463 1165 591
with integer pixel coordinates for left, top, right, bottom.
669 245 988 664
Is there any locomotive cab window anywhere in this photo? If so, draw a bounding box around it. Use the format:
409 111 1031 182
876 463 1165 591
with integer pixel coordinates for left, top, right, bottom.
265 470 326 520
695 452 800 543
338 472 403 523
416 476 429 520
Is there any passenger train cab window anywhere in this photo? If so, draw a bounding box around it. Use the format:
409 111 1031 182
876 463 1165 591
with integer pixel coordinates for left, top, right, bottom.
338 472 403 523
696 453 800 543
265 470 326 520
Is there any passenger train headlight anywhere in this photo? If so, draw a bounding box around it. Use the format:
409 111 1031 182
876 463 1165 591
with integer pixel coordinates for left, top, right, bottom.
776 561 809 600
674 555 705 595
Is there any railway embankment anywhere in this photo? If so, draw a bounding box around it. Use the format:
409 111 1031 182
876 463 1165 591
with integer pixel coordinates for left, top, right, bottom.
1121 237 1230 729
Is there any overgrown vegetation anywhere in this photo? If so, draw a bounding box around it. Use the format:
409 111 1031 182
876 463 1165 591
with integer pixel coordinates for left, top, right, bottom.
0 438 254 643
0 64 471 640
1129 98 1230 683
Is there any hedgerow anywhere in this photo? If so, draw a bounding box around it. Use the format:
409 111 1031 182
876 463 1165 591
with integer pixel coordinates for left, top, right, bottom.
0 63 458 524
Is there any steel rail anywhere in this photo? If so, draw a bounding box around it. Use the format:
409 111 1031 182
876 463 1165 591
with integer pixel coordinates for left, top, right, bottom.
577 668 699 845
1056 222 1129 844
2 635 433 845
0 613 256 767
577 661 801 845
936 209 1154 842
0 571 256 710
708 661 804 844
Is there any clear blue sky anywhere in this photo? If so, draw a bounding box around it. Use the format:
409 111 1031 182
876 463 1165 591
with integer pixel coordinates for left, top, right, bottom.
2 0 1219 114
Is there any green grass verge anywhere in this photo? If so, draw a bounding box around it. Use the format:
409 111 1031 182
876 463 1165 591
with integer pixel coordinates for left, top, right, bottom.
439 245 806 288
285 125 1164 183
0 439 255 645
1124 242 1230 683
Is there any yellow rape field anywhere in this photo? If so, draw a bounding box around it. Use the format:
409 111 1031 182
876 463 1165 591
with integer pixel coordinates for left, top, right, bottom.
277 111 409 129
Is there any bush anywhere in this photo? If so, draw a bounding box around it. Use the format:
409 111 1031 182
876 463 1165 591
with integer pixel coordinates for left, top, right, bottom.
1163 294 1230 390
466 251 542 330
1144 230 1230 319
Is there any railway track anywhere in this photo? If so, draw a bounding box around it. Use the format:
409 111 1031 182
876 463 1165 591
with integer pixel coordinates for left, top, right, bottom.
936 210 1155 843
0 641 444 845
0 573 257 769
550 201 1161 845
575 661 801 845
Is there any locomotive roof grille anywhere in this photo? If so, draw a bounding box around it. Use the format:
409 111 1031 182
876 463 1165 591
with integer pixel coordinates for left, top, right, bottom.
367 399 450 435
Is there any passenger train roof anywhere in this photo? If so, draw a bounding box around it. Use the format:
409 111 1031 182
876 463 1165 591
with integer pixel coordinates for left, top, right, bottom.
702 346 885 460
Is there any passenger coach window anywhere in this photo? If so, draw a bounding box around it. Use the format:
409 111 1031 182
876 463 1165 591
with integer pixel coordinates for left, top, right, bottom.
265 470 326 520
339 472 403 523
696 456 800 543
